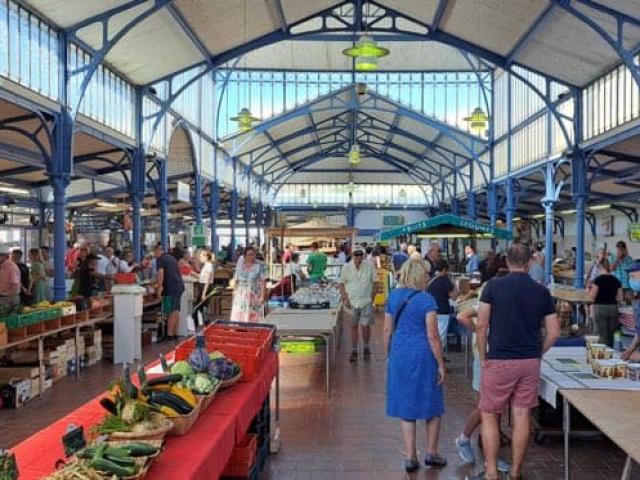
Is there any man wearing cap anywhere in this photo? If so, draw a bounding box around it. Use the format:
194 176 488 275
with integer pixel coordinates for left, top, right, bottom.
622 261 640 362
339 245 378 362
0 247 20 308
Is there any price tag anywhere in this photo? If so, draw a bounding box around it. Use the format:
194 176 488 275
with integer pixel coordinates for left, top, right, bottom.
62 424 86 457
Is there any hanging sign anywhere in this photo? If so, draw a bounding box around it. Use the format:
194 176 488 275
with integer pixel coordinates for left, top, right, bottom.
176 181 190 203
628 223 640 242
191 224 207 247
383 215 404 226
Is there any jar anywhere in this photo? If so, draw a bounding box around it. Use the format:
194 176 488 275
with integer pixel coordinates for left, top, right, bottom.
627 363 640 381
590 343 607 360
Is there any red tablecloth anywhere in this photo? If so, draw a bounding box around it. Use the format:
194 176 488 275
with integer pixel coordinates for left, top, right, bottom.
12 353 278 480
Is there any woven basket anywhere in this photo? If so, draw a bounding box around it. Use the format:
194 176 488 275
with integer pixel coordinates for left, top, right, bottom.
167 401 201 436
109 414 173 442
219 368 243 389
196 381 221 412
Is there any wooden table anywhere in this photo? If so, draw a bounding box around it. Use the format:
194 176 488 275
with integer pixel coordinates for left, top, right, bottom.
549 287 592 328
561 390 640 480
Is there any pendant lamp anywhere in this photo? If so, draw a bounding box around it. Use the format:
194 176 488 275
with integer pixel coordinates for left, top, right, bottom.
463 107 489 136
230 108 260 132
342 35 390 72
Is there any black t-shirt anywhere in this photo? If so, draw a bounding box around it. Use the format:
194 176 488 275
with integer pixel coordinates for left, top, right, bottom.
593 274 621 304
480 272 556 360
156 254 185 296
427 275 454 315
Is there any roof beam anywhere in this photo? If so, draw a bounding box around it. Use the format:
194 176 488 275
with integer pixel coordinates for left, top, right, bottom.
430 0 449 31
167 4 214 66
505 3 556 66
270 0 289 33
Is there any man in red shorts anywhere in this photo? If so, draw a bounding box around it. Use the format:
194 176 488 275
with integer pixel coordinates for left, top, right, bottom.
473 243 560 480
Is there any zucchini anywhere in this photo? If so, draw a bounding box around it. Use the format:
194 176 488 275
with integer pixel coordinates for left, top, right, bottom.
104 453 136 467
89 457 137 477
121 443 160 457
148 391 193 415
145 373 183 387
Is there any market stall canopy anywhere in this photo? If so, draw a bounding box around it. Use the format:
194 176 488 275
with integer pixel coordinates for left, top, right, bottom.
379 214 512 241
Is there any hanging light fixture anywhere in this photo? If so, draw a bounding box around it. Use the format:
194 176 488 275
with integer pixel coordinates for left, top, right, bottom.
347 144 361 165
463 107 489 137
342 35 390 72
342 2 389 71
398 188 407 201
299 187 306 198
230 107 260 132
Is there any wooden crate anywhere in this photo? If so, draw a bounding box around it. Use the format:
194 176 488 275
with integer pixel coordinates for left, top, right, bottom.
45 317 62 331
27 321 46 336
8 326 27 342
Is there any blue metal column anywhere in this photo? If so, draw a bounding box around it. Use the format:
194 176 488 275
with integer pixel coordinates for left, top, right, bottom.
255 201 263 247
51 34 72 301
131 88 145 262
542 162 558 284
487 184 498 250
467 191 477 220
347 206 356 227
505 179 516 241
159 160 169 249
243 196 252 247
572 88 587 289
193 173 203 225
230 188 238 257
451 198 459 216
209 181 219 253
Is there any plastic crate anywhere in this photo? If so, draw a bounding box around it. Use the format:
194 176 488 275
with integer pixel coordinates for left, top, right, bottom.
222 433 257 478
18 312 36 327
5 314 20 329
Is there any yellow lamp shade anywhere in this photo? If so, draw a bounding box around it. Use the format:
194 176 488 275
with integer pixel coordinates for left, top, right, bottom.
342 35 390 72
230 108 260 132
463 107 489 136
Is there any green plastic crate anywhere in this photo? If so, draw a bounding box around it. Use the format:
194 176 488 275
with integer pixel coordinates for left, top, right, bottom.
280 340 316 354
19 312 36 327
4 314 20 329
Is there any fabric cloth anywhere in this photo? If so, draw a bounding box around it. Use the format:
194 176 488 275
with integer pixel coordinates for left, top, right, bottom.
386 287 443 420
479 358 541 413
29 261 47 303
436 314 450 348
337 251 348 264
230 260 265 322
345 304 374 327
593 304 619 348
11 352 278 480
592 274 621 304
480 272 556 360
465 253 479 274
528 261 545 284
0 258 21 297
307 251 327 281
156 253 185 296
339 260 376 309
162 293 182 314
609 253 633 289
427 275 454 315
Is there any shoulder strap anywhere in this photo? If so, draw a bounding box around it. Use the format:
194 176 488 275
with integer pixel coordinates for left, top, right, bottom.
393 290 421 331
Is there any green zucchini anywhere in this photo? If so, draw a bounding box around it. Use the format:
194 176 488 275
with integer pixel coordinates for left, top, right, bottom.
89 457 137 477
145 374 183 387
120 443 159 457
104 454 136 467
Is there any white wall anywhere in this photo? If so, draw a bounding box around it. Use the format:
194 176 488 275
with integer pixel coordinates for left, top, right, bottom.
354 209 428 242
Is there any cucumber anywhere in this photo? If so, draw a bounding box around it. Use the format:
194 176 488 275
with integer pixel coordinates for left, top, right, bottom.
90 457 137 477
104 453 136 467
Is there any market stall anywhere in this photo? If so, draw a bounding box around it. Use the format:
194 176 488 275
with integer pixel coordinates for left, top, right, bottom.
265 221 356 280
9 322 278 480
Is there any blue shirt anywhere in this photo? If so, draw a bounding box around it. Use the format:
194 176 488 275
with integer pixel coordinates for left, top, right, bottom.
466 253 479 274
480 272 556 360
391 251 409 271
609 254 633 289
633 299 640 334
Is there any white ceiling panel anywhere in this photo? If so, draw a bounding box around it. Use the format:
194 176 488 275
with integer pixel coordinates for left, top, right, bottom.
23 0 133 29
376 0 438 24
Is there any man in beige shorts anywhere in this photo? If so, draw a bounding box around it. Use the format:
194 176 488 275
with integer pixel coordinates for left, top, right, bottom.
339 245 377 362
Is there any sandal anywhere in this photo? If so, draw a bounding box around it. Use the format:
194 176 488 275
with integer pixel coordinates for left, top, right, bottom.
465 472 499 480
424 453 447 468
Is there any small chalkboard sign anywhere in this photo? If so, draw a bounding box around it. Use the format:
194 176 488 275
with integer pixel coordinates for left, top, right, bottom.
62 424 86 457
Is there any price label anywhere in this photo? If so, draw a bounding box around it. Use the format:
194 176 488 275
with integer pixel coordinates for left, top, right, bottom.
62 424 86 457
628 223 640 242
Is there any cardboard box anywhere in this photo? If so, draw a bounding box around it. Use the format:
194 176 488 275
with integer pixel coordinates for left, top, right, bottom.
0 366 39 383
0 322 7 347
9 378 31 407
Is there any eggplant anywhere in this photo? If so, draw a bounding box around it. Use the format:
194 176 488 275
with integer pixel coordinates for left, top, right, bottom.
99 398 118 415
148 390 193 415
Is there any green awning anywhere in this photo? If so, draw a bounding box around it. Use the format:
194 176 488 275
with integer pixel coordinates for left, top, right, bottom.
379 214 513 241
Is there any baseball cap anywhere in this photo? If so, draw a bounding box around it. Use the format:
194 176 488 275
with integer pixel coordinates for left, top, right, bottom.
352 246 365 256
625 260 640 273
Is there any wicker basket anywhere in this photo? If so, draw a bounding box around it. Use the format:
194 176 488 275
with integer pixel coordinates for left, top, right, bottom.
167 401 201 436
219 368 243 389
109 414 173 442
196 381 221 412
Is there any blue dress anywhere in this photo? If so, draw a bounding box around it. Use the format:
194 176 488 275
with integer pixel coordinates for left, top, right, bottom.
386 288 444 420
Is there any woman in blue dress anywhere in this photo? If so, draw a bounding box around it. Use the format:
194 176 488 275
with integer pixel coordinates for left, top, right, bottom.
384 258 446 472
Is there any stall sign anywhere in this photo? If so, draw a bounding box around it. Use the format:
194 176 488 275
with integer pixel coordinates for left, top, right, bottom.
383 215 404 226
73 215 112 232
191 224 207 247
628 223 640 242
176 181 190 203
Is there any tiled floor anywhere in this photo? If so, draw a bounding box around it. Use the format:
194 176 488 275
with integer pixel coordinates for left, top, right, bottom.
2 319 638 480
264 316 639 480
